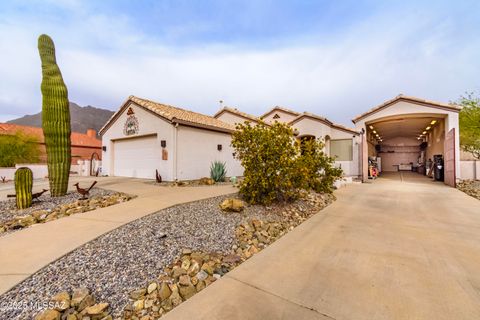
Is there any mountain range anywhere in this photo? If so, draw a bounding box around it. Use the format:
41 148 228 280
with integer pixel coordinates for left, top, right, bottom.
7 103 114 137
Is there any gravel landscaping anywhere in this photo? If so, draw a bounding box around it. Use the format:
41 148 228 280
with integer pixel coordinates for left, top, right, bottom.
0 188 134 237
0 191 334 320
458 180 480 200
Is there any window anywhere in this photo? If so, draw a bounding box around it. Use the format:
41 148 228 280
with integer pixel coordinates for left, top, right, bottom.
330 139 353 161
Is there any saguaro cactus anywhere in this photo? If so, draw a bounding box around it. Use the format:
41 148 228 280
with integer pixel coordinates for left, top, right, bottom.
38 34 71 196
15 167 33 209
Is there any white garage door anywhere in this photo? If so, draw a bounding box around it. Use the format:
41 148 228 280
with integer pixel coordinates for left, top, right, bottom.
113 135 160 179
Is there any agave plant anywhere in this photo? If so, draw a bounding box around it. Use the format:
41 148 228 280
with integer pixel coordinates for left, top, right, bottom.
210 161 227 182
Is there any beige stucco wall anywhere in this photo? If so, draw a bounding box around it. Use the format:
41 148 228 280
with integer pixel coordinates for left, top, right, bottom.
101 102 175 180
425 119 445 161
290 117 360 177
379 137 420 172
215 112 257 126
354 100 460 181
262 110 298 124
460 160 479 180
176 125 243 180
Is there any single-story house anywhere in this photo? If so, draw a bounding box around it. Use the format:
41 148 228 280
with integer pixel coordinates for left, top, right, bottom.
0 123 102 164
99 96 243 180
101 94 462 186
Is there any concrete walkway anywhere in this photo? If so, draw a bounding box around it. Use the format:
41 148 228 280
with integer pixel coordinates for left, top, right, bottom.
163 172 480 320
0 177 236 295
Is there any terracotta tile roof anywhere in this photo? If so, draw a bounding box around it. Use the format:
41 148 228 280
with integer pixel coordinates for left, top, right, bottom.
260 106 301 119
0 123 101 147
100 96 235 134
352 94 462 123
289 112 359 135
213 106 261 123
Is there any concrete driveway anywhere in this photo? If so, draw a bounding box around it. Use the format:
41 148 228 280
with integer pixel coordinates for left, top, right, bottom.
164 172 480 320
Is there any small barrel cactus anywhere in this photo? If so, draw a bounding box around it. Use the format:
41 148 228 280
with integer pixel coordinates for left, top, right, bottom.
15 167 33 209
38 34 71 196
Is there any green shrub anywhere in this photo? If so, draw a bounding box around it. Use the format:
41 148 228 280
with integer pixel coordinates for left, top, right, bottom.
210 161 227 182
232 121 343 205
0 132 40 167
296 138 343 193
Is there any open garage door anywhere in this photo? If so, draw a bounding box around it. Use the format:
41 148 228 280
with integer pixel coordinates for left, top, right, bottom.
444 128 456 187
113 134 159 179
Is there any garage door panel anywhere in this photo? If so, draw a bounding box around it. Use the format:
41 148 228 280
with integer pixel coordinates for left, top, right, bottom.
113 135 160 179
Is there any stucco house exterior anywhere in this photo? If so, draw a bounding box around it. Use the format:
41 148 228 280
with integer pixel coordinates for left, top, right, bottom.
352 94 461 186
101 94 462 186
99 96 243 180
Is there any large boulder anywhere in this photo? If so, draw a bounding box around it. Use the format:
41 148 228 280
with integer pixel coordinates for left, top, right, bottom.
219 198 244 212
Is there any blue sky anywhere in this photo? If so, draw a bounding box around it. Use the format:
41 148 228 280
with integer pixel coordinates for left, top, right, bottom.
0 0 479 126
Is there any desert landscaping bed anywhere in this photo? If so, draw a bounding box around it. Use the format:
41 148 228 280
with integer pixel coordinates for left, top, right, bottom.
0 191 334 320
0 188 134 237
457 180 480 200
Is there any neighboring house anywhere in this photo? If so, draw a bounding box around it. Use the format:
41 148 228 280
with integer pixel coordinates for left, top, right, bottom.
0 123 102 164
99 96 243 180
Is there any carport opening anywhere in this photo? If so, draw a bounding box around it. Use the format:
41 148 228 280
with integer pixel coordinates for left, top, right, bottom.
366 115 446 180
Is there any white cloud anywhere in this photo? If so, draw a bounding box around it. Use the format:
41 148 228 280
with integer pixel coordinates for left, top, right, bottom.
0 2 479 127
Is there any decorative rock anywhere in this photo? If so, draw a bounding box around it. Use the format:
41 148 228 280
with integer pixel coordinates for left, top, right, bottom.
129 288 147 300
147 282 157 294
196 270 208 281
178 284 196 300
222 254 241 264
85 303 109 315
181 259 191 270
144 299 154 309
187 260 200 276
195 281 206 292
168 291 183 307
178 275 192 286
51 291 70 311
71 288 89 307
201 262 215 275
181 248 192 255
158 282 172 301
199 177 215 185
34 309 61 320
77 294 95 312
172 266 187 278
133 299 144 311
219 198 244 212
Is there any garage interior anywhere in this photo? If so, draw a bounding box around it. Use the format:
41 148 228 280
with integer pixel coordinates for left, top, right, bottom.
365 114 447 181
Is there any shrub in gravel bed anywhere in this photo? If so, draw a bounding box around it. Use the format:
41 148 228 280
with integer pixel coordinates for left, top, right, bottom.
0 189 134 236
457 180 480 200
34 192 335 320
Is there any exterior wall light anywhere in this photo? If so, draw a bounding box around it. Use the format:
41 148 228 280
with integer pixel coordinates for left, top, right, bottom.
217 144 222 151
161 140 166 148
